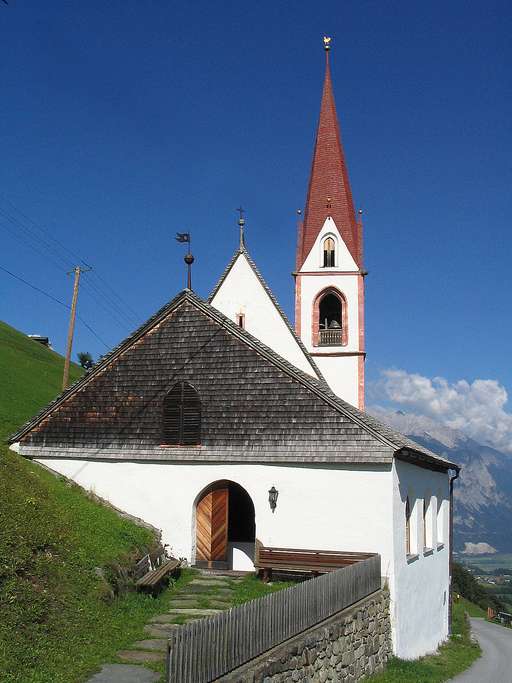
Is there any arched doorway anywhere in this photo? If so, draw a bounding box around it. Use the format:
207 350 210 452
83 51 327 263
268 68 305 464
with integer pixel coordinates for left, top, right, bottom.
194 480 255 569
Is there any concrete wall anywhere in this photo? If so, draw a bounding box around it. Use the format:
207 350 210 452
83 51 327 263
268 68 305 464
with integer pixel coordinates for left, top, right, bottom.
391 459 450 659
219 590 391 683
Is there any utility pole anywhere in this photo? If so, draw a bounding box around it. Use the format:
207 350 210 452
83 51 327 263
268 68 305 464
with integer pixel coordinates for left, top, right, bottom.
62 265 91 390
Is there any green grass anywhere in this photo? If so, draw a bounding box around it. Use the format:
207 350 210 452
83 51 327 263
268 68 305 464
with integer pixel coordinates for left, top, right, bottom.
369 601 480 682
0 320 174 682
458 597 486 618
231 573 295 605
0 320 83 437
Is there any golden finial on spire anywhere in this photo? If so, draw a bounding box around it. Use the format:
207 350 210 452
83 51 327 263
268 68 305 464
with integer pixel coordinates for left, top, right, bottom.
323 36 332 51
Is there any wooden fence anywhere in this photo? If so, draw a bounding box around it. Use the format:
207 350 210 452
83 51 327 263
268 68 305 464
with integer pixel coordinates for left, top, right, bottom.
167 554 381 682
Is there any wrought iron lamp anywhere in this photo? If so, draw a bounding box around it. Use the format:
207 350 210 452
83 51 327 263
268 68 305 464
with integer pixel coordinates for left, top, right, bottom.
268 486 279 513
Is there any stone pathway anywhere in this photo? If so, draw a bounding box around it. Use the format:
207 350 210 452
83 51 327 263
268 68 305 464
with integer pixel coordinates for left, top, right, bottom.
87 570 244 683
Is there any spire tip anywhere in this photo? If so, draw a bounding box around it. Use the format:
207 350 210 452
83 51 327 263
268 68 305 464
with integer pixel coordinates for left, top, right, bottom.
323 36 332 51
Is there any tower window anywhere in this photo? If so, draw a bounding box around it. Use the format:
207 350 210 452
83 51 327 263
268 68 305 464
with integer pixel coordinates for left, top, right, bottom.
318 292 343 345
322 237 336 267
162 381 201 445
236 313 245 328
312 287 348 347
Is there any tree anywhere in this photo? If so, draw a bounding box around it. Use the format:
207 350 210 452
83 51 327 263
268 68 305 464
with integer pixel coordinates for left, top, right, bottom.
77 351 94 370
453 562 505 612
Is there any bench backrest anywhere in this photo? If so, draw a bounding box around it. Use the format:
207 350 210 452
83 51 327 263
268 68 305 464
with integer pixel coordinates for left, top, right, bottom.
256 546 375 569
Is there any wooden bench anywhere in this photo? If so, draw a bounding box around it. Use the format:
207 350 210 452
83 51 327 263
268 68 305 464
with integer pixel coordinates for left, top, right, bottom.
255 546 376 582
135 554 181 593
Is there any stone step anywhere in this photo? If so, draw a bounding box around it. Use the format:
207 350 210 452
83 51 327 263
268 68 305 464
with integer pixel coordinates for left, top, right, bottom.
169 598 233 608
117 650 164 663
144 624 178 638
87 663 159 683
131 639 168 652
178 585 234 594
168 608 224 616
151 610 212 626
189 578 233 587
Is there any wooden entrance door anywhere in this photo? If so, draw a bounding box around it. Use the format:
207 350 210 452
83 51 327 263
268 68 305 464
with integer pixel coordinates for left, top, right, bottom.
196 487 229 566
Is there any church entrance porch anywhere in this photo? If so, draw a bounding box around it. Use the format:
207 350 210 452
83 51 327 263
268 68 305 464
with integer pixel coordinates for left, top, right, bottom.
194 480 256 570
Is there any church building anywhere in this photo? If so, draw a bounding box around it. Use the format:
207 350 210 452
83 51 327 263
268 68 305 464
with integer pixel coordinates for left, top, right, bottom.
10 41 460 660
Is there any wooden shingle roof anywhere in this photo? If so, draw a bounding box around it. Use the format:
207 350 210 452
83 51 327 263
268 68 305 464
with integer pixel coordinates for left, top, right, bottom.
10 290 458 472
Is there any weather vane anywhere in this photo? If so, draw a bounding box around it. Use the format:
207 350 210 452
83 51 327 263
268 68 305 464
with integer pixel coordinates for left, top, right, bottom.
236 206 246 249
176 232 194 290
323 36 332 51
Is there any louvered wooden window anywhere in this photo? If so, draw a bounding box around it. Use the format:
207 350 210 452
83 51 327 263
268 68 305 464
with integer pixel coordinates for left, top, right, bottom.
162 382 201 445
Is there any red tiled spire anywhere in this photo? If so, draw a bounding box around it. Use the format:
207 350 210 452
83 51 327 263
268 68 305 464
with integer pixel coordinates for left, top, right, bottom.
298 46 361 269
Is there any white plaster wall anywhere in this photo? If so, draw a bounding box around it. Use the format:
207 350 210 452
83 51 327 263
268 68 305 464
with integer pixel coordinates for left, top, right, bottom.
314 355 359 408
301 218 358 272
298 270 360 405
34 458 393 573
391 460 450 659
211 253 316 377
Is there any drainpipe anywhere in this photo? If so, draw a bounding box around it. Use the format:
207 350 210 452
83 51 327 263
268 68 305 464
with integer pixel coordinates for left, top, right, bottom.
449 466 461 635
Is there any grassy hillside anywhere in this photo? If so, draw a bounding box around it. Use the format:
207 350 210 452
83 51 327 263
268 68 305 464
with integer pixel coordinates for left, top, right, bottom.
0 322 167 683
0 320 83 437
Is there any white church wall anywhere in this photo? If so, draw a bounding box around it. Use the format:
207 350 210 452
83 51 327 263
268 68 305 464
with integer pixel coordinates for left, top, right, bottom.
390 459 450 659
300 217 358 272
314 355 359 407
210 253 317 377
34 457 393 572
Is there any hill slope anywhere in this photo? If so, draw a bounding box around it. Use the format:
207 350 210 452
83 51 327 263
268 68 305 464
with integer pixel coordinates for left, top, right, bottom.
0 322 165 683
0 320 83 437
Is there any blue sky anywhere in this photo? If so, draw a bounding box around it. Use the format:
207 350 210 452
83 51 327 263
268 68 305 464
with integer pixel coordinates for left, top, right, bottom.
1 1 511 417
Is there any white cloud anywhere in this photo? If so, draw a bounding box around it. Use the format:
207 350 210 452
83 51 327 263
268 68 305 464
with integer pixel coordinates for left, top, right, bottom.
370 369 512 454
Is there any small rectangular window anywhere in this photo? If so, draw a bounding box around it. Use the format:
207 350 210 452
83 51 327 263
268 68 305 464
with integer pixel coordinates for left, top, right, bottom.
437 496 444 544
236 313 245 328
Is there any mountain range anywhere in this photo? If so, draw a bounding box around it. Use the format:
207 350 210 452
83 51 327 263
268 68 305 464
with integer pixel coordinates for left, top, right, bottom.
370 408 512 553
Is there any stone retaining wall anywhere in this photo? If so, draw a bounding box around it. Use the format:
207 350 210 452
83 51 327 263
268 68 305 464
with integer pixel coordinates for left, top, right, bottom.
218 589 391 683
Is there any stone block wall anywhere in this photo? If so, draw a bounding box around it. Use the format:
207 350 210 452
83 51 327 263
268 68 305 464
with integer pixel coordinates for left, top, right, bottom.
219 590 391 683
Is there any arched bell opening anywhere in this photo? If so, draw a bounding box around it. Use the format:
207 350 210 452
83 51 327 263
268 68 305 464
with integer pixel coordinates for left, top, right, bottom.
312 287 348 347
193 480 256 570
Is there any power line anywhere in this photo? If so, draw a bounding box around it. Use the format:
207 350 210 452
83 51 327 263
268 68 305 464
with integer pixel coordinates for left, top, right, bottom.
0 195 142 327
0 264 110 349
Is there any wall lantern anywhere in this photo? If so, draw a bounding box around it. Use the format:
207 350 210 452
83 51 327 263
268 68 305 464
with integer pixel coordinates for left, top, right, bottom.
268 486 279 513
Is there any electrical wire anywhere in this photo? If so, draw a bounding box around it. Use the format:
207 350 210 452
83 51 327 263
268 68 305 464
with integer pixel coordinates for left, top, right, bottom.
0 195 142 328
0 264 110 349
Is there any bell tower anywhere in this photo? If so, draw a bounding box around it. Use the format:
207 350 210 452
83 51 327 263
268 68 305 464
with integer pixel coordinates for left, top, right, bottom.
294 38 365 409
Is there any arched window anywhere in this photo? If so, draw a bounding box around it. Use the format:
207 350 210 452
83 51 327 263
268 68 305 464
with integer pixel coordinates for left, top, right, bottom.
405 496 411 555
313 288 347 346
322 237 336 267
162 382 201 445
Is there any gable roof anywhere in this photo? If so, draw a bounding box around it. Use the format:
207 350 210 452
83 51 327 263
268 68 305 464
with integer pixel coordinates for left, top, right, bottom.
209 245 326 383
9 290 458 472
